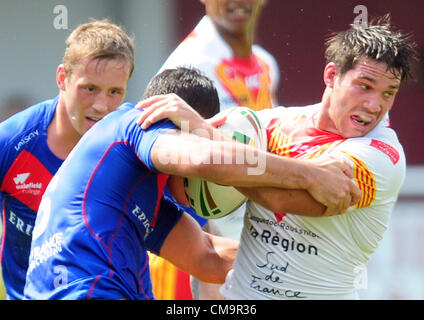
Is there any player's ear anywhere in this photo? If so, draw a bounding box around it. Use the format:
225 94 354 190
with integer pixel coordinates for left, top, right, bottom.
56 64 67 91
323 62 338 89
167 175 189 206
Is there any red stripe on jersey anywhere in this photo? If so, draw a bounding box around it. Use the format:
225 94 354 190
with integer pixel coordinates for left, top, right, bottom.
210 115 227 128
174 269 193 300
150 174 169 228
342 152 376 208
274 212 286 223
83 143 124 253
83 142 152 282
267 117 280 130
267 118 346 159
87 274 102 300
0 150 53 212
107 170 152 276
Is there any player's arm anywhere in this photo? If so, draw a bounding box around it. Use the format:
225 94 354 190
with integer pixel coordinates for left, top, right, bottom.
151 131 359 214
237 155 356 217
159 212 238 284
139 94 361 212
238 186 327 216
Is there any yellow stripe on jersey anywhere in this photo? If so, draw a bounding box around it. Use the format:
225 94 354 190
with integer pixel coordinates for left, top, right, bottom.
275 134 290 157
148 252 177 300
255 59 272 109
215 58 273 111
268 123 292 157
342 152 376 208
304 140 345 160
268 123 279 154
268 127 344 160
215 65 256 109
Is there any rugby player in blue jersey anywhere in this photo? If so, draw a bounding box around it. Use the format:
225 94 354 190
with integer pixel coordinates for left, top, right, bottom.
0 19 134 299
23 70 360 299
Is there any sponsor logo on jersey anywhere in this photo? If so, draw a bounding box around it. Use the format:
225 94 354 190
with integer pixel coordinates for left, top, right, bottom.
248 225 318 255
13 172 30 184
13 173 42 193
14 130 39 151
8 210 34 236
27 232 63 275
1 150 53 212
249 214 320 239
370 139 400 165
131 204 153 238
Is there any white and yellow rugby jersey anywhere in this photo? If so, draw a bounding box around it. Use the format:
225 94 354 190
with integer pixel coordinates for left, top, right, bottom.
221 104 406 300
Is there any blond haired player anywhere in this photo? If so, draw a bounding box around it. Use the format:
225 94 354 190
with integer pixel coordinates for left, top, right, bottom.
0 19 134 299
220 16 418 299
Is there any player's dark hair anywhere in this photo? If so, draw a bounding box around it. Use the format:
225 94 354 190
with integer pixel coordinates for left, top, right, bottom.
142 67 220 118
325 14 418 82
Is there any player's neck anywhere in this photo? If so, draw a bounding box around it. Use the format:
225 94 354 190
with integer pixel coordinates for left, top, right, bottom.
47 99 81 160
216 26 254 58
315 90 338 134
230 40 253 58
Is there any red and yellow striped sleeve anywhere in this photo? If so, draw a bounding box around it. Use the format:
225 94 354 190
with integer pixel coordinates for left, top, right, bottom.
342 152 377 208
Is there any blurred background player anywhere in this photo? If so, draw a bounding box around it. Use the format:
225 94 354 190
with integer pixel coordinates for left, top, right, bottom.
219 15 419 299
0 19 134 300
152 0 279 300
161 0 279 112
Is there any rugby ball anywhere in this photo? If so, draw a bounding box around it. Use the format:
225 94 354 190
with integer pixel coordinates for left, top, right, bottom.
184 106 267 219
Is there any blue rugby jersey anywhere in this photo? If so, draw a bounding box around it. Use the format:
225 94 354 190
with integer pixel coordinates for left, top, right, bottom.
24 103 183 300
0 97 62 299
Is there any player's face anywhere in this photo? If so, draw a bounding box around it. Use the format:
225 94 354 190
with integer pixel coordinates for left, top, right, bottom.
201 0 265 36
62 57 130 135
323 57 401 138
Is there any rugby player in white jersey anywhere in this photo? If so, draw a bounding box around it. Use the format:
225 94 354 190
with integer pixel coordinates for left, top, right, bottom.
139 15 417 300
219 15 418 299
